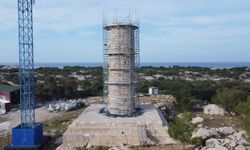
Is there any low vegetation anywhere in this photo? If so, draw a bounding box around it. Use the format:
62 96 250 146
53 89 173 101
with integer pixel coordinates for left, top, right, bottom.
236 97 250 137
168 112 196 148
212 88 247 112
1 65 250 147
43 108 84 136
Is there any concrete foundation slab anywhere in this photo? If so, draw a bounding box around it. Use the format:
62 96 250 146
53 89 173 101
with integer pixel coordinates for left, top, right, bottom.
57 104 175 150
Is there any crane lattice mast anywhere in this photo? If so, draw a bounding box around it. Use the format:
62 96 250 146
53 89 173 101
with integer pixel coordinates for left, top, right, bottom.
11 0 43 148
18 0 35 127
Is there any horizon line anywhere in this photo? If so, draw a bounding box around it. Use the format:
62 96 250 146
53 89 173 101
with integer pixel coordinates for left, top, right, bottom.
1 61 250 64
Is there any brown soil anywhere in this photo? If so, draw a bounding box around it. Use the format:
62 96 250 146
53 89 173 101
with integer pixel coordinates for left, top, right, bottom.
131 144 194 150
193 112 243 130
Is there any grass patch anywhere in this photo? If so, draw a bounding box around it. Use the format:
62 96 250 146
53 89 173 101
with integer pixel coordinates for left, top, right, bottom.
43 108 84 137
44 118 72 136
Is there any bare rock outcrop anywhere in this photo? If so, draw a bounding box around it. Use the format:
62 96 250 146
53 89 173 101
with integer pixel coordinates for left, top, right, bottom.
196 126 249 150
192 128 220 139
203 104 225 115
192 117 204 124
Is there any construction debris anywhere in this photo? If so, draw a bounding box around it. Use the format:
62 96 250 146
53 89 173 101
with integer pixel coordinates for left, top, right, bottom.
46 100 85 113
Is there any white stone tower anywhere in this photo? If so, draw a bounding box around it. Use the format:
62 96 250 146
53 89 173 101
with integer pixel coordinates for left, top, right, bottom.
103 19 140 116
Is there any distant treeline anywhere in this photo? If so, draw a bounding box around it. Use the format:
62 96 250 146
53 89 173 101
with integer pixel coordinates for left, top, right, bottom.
0 66 249 100
1 65 250 133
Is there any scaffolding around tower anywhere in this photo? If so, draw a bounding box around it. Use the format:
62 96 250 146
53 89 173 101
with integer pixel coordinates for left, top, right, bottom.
103 15 140 116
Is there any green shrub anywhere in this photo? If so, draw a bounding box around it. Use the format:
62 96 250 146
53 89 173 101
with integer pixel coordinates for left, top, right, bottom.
235 97 250 137
176 90 202 111
168 112 196 144
243 111 250 132
236 97 250 114
191 137 204 146
212 88 245 112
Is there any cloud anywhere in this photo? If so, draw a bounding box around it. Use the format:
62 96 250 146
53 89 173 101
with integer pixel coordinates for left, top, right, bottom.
1 0 250 62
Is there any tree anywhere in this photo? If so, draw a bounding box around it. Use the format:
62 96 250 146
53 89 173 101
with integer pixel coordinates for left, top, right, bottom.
138 80 150 93
80 80 91 89
176 90 202 111
212 88 245 112
62 77 78 98
168 112 196 149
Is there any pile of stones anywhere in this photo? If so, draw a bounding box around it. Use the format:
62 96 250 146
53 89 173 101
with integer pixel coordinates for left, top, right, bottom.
191 116 249 150
46 99 85 113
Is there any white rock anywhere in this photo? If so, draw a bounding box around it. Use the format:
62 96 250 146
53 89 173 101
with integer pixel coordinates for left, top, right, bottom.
228 131 249 146
230 112 236 116
55 104 61 111
230 141 236 147
204 104 225 115
220 138 239 148
215 145 228 150
109 146 129 150
217 127 236 135
48 104 55 112
192 117 204 124
192 128 220 139
207 145 228 150
206 138 219 148
235 131 246 141
235 144 246 150
223 138 231 146
155 102 164 108
237 139 248 145
198 124 203 128
228 134 238 143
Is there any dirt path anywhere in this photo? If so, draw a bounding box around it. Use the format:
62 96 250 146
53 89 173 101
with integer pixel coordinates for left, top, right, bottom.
0 106 61 133
0 96 102 133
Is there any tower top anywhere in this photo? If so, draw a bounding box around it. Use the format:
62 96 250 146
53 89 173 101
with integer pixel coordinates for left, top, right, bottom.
103 23 139 31
103 11 140 29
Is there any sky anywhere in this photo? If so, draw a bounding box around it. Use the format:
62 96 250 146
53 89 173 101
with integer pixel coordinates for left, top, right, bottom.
0 0 250 63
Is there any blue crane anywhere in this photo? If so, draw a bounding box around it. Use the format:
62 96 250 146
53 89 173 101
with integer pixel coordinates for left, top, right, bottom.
18 0 36 128
11 0 43 148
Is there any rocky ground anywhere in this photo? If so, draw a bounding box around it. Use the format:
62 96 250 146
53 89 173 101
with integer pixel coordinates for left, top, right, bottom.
109 144 194 150
191 104 250 150
1 96 250 150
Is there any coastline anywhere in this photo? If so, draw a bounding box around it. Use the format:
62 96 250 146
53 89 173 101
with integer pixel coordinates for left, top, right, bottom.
1 62 250 69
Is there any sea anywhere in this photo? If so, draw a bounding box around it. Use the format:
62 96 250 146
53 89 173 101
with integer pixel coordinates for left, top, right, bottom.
1 62 250 69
